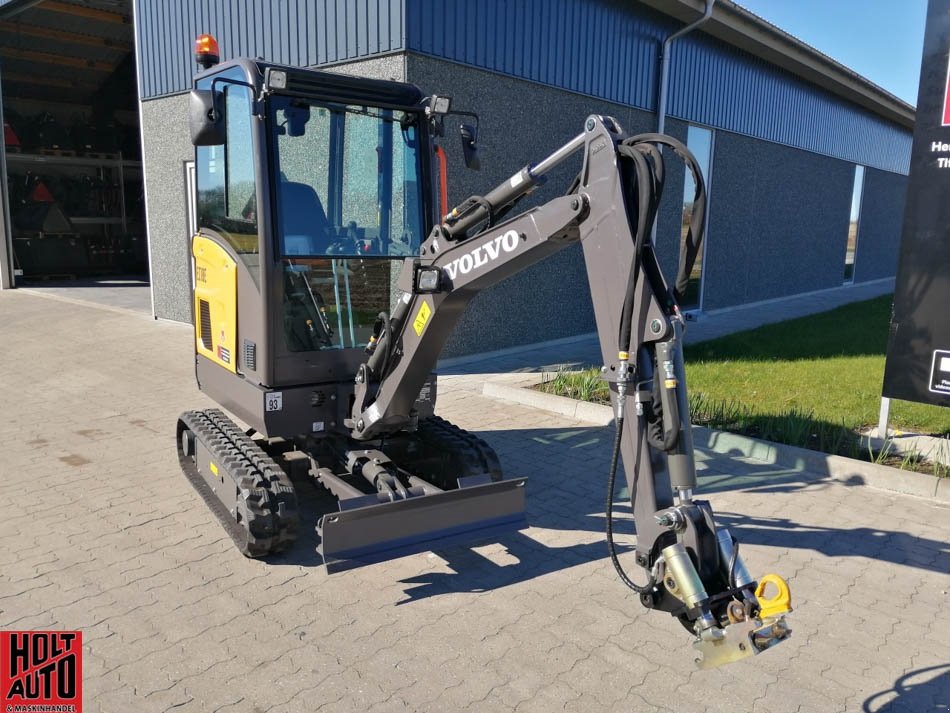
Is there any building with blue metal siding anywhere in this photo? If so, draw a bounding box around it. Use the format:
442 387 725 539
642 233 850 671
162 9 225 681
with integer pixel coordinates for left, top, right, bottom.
81 0 918 352
126 0 913 353
133 0 912 173
404 0 911 174
135 0 406 99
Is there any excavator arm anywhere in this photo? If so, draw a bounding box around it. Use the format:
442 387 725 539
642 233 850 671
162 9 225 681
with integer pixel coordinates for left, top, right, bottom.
347 114 793 668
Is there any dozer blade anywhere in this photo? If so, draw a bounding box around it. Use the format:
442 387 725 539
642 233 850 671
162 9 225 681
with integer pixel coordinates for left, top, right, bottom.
318 476 527 572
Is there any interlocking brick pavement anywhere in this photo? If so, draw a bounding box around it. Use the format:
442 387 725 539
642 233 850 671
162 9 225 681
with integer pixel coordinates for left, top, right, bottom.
1 290 948 712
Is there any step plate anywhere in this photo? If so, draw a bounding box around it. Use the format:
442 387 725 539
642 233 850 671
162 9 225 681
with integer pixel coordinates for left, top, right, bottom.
318 477 527 572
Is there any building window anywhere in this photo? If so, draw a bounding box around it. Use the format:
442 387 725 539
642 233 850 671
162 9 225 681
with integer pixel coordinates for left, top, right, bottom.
844 165 865 284
680 125 714 310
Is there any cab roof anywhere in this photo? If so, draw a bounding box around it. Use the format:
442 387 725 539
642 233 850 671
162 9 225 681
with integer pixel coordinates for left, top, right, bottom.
197 57 427 112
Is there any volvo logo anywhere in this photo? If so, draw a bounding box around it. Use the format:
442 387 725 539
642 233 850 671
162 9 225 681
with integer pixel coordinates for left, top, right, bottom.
443 230 520 281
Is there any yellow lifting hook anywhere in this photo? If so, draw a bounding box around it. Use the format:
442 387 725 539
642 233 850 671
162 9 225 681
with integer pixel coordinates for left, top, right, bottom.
756 574 793 619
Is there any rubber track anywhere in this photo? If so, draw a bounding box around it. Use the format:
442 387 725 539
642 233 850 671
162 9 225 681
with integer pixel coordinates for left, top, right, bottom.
412 415 503 485
178 409 298 557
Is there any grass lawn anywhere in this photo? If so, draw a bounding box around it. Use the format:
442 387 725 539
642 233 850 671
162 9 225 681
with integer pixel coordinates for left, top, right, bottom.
539 295 950 445
684 295 950 436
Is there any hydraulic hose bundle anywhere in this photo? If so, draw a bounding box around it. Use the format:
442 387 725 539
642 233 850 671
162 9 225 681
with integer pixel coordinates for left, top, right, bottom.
615 133 708 336
603 134 708 595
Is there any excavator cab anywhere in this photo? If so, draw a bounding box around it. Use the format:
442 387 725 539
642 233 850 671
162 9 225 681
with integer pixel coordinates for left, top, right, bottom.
190 59 432 398
180 54 526 571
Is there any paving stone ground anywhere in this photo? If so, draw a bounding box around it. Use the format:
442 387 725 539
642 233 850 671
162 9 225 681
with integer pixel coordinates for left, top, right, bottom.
1 290 948 713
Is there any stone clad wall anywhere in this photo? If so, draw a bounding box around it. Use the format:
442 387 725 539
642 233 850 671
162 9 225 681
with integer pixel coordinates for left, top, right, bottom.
701 131 856 310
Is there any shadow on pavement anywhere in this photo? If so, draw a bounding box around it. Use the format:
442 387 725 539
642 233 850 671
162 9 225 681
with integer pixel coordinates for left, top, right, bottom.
395 500 949 604
716 511 949 577
397 530 621 605
862 664 950 712
263 425 946 592
19 276 149 288
485 424 854 502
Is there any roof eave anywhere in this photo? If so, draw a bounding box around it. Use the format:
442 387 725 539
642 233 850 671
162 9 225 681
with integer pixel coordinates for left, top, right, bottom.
640 0 916 129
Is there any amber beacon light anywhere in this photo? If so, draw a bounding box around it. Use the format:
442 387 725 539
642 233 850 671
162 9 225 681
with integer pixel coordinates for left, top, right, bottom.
195 34 220 69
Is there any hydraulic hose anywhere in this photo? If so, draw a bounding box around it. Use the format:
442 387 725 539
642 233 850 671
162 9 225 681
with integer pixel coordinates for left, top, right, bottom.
621 133 708 304
605 415 655 594
615 133 707 353
648 367 681 451
616 146 660 355
377 311 392 378
646 342 681 452
728 533 739 590
367 310 393 380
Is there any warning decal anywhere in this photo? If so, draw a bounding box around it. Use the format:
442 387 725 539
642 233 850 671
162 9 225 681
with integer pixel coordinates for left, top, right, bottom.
412 301 432 336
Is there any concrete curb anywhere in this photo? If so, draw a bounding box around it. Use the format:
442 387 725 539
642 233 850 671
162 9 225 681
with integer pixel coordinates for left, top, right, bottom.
482 381 612 425
481 381 950 504
438 330 599 371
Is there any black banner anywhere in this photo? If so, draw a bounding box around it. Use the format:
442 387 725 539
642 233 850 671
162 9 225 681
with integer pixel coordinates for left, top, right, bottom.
882 0 950 407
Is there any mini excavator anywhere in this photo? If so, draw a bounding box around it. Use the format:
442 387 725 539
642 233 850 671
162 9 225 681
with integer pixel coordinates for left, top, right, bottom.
177 36 792 668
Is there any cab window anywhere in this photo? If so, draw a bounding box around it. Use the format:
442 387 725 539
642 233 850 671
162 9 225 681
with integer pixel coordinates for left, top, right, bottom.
195 69 260 279
271 97 425 258
271 97 427 352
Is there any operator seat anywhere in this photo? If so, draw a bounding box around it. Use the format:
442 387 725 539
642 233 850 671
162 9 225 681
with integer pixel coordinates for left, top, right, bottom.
280 180 332 255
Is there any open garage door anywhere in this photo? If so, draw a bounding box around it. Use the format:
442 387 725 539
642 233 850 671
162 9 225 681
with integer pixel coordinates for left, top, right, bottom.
0 0 149 311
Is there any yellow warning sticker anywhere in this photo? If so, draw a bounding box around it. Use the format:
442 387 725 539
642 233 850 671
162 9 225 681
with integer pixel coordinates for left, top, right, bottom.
413 301 432 336
210 462 219 476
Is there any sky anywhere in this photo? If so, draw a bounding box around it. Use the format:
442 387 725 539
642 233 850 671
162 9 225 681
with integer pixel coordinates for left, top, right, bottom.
735 0 928 107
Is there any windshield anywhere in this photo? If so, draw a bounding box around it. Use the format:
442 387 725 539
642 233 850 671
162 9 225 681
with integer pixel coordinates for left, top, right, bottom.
270 96 426 258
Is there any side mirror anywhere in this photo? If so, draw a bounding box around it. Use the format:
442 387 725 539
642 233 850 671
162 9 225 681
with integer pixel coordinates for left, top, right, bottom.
189 89 225 146
459 123 480 171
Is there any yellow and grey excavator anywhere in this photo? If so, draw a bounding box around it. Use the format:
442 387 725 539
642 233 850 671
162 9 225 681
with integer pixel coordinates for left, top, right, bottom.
177 35 792 668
